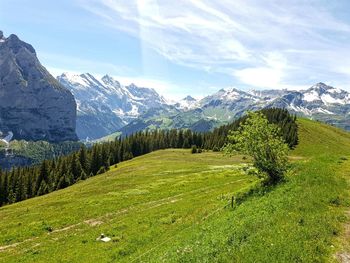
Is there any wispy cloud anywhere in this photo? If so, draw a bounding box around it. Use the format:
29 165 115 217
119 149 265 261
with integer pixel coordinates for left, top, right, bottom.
78 0 350 90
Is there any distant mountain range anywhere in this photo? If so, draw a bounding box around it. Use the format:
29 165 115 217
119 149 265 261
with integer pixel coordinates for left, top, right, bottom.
58 72 350 139
1 30 348 143
58 73 170 139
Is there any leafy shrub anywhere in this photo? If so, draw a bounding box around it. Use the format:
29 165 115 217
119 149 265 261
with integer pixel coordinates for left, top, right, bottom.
224 112 289 185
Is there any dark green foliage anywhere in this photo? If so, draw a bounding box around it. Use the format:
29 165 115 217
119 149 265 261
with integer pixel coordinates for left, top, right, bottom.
0 108 298 207
203 108 298 150
191 145 198 154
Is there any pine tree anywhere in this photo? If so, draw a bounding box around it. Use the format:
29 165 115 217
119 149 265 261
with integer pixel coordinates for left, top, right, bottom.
78 145 90 174
35 160 50 194
71 154 83 182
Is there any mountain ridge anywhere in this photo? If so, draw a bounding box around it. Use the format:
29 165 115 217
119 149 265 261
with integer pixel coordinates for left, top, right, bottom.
58 72 171 139
58 71 350 139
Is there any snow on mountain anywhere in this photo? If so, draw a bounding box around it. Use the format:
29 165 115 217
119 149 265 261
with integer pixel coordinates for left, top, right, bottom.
58 74 350 139
58 73 170 139
178 82 350 130
199 87 258 107
301 83 350 105
267 83 350 124
175 95 198 110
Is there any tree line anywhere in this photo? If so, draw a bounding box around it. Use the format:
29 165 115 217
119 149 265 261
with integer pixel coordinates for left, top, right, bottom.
203 108 298 150
0 108 298 206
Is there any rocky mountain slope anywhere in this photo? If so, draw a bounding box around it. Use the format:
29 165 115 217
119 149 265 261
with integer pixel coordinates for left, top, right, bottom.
0 31 77 142
267 83 350 130
58 73 169 139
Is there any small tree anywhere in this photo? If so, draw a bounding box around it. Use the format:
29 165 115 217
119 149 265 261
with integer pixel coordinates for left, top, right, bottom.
223 111 289 184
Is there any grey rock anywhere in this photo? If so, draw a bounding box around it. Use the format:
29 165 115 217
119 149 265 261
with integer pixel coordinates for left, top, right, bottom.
0 32 78 142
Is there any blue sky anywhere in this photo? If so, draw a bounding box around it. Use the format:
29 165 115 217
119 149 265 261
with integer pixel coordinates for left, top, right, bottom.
1 0 350 99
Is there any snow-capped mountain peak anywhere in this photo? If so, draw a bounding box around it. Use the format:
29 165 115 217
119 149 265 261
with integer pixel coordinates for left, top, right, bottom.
183 95 196 102
59 72 90 88
203 86 256 103
302 83 350 105
57 73 171 139
176 95 198 110
101 74 121 88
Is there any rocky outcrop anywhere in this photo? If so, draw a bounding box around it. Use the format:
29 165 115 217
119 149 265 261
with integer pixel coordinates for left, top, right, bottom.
0 31 77 142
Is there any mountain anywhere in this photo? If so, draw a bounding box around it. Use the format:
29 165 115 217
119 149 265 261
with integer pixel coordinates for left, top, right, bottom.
57 68 350 139
197 87 262 122
116 88 261 136
174 95 198 110
184 83 350 130
268 83 350 130
58 73 169 139
268 83 350 114
0 140 82 170
115 83 350 137
0 31 77 142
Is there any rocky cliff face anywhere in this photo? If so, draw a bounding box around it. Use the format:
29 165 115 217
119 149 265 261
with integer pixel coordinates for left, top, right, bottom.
0 31 77 142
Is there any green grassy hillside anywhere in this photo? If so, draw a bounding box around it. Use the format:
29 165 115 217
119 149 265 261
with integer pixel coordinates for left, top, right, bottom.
0 150 255 262
0 119 349 262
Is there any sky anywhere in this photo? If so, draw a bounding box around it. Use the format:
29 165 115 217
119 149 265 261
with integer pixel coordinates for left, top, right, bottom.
1 0 350 100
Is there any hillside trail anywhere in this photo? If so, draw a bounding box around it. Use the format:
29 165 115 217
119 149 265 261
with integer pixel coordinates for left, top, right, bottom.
336 210 350 263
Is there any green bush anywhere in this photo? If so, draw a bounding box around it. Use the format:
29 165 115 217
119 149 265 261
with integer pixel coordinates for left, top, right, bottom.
191 145 197 154
224 111 289 185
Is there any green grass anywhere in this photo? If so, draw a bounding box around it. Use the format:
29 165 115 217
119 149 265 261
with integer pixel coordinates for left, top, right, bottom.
139 119 350 263
0 118 350 262
0 150 254 262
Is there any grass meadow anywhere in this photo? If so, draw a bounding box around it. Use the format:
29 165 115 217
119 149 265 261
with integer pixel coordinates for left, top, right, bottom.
0 119 349 262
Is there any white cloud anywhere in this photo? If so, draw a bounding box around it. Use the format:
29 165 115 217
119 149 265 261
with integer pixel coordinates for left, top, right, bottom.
234 51 289 89
234 67 283 88
77 0 350 91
